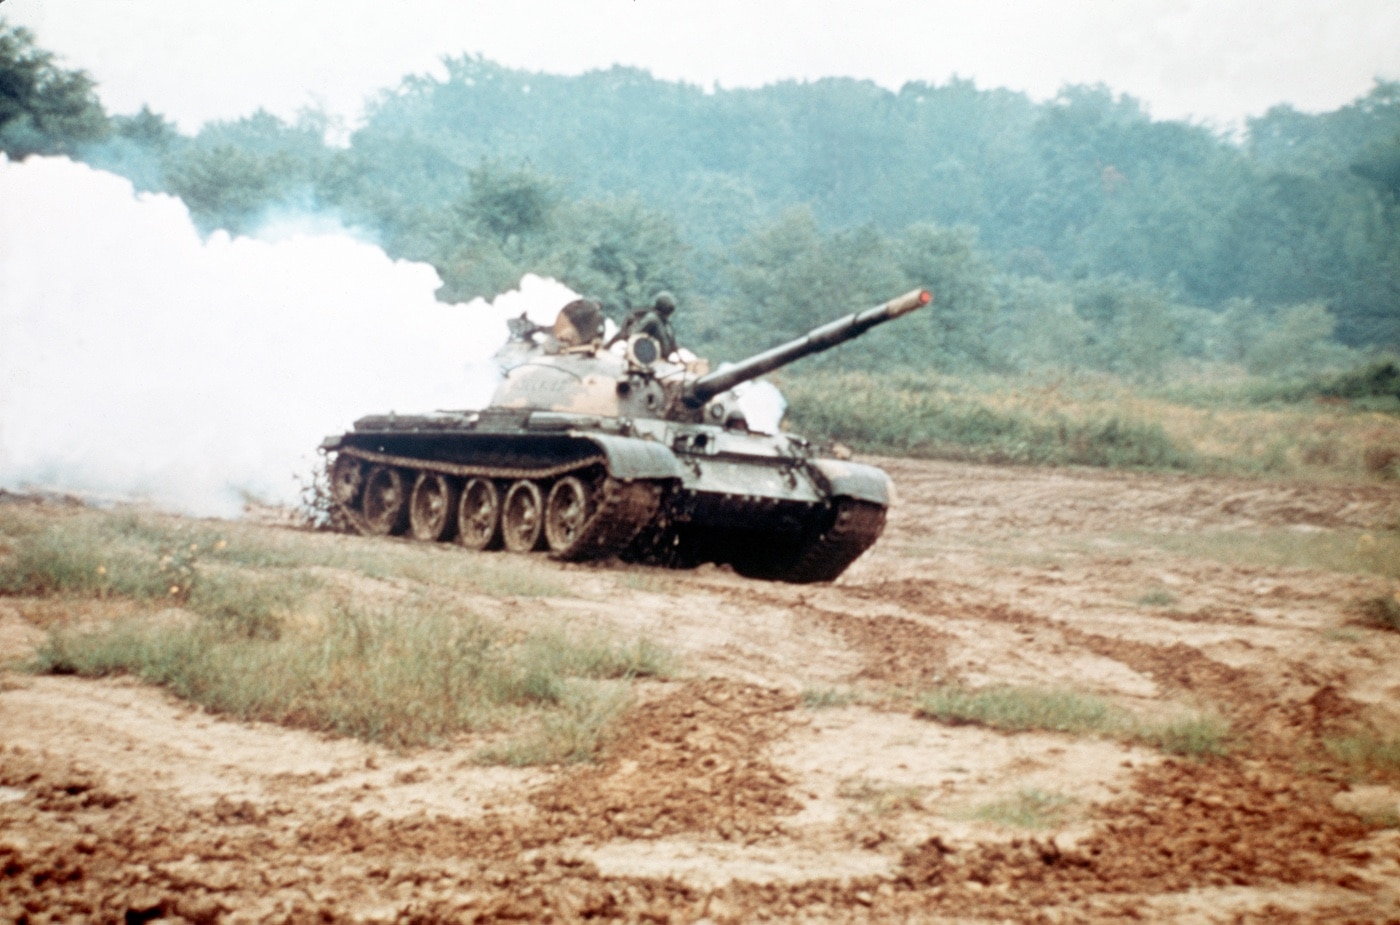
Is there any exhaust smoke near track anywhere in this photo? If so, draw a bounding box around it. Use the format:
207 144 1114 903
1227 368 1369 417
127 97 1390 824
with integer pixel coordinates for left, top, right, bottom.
0 156 579 516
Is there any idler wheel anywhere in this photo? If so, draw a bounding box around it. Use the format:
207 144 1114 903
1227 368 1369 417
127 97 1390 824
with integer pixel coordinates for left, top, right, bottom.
456 478 502 551
361 466 411 536
501 480 546 552
329 454 365 507
409 472 460 542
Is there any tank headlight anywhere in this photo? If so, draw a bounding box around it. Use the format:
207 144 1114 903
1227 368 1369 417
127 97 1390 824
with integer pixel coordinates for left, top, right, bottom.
627 334 661 368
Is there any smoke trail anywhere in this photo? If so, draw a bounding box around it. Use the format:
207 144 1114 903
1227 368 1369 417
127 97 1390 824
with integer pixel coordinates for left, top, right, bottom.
0 156 578 516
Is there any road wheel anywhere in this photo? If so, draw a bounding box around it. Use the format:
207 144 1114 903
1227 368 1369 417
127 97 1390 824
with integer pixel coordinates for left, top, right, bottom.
544 476 593 556
409 472 459 542
456 478 502 551
329 454 365 507
361 466 410 536
501 480 546 552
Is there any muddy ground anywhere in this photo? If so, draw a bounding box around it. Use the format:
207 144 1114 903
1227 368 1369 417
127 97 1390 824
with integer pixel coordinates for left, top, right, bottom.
3 458 1400 923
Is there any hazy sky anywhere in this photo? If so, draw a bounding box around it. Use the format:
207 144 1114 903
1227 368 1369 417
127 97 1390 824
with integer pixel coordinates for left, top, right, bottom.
6 0 1400 133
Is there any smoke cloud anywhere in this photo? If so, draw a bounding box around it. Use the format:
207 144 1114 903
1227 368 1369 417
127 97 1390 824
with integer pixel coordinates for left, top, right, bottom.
0 156 578 516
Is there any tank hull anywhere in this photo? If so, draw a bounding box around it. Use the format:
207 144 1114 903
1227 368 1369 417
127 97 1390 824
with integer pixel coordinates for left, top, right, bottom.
321 410 890 583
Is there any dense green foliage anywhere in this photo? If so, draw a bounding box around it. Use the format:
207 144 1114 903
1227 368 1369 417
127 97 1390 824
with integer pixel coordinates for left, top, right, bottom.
0 21 107 157
4 17 1397 377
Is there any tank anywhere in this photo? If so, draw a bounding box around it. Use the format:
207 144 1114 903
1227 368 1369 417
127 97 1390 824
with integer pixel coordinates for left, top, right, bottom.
320 288 932 583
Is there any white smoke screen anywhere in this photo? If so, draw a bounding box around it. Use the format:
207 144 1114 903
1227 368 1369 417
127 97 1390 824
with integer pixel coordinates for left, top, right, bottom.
0 156 579 516
730 380 786 435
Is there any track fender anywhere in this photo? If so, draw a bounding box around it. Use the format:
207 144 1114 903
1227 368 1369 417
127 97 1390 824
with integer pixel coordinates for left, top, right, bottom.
810 459 893 506
581 433 685 481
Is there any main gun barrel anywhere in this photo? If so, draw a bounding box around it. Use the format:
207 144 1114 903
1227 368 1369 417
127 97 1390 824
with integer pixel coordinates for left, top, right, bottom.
682 288 932 408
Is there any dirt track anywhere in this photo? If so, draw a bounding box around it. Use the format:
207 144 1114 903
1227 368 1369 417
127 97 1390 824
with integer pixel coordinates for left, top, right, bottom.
3 458 1400 923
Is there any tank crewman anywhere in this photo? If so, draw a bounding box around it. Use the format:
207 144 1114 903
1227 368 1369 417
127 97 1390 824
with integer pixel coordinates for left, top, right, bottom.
610 292 679 358
552 298 606 348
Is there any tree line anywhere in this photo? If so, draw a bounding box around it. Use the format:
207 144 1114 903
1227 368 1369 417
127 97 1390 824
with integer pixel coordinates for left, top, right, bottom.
4 18 1397 380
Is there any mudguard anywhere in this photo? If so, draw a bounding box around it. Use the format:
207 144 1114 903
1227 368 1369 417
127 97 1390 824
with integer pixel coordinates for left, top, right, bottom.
810 459 893 506
580 433 685 481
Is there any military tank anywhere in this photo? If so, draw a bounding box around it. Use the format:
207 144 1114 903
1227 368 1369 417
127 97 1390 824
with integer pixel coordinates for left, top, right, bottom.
320 288 931 583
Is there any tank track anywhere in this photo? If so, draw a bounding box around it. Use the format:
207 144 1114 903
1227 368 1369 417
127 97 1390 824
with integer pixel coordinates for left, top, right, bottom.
330 448 662 563
553 478 665 562
736 497 887 584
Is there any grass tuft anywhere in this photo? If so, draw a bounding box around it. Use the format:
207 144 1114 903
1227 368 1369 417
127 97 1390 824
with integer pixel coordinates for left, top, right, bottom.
1325 731 1400 780
966 789 1075 829
1136 587 1177 607
915 682 1234 758
801 686 859 709
1134 713 1233 758
836 777 925 815
476 682 632 766
916 685 1114 734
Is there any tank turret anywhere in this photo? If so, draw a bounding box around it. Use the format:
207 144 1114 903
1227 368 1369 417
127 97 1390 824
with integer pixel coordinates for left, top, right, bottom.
321 288 933 583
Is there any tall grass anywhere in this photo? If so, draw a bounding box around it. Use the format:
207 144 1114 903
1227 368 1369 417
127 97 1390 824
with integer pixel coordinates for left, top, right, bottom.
777 368 1400 480
915 683 1233 758
782 372 1190 470
34 603 670 752
4 506 670 757
0 507 568 606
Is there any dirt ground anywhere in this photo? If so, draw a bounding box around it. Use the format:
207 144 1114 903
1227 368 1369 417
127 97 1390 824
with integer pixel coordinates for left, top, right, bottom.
3 458 1400 923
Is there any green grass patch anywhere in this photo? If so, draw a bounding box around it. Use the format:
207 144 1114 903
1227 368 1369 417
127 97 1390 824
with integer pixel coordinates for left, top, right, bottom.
916 685 1115 734
775 368 1400 481
964 789 1075 829
1134 713 1233 758
801 686 860 709
4 506 667 757
1325 731 1400 781
1138 529 1400 581
476 682 632 766
836 777 925 815
0 507 571 608
32 602 671 754
1136 587 1177 607
0 516 173 600
782 372 1191 470
915 683 1233 758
